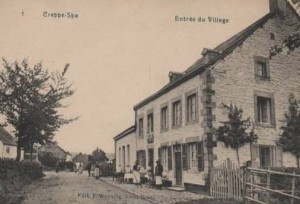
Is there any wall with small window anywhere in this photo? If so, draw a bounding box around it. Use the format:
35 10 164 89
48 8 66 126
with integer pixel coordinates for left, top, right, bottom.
0 142 18 159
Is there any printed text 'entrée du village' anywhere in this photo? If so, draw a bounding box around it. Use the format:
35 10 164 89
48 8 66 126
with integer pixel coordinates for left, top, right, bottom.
175 16 229 24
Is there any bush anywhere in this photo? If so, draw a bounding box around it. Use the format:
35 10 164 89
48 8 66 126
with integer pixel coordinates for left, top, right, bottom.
38 152 59 168
99 162 113 176
257 167 300 204
0 158 44 203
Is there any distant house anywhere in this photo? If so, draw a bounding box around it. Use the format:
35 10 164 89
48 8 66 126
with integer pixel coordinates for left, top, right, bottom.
114 126 136 172
0 127 23 160
38 143 70 162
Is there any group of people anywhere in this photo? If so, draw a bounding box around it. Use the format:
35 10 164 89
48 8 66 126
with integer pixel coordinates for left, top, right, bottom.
132 159 164 189
86 163 101 179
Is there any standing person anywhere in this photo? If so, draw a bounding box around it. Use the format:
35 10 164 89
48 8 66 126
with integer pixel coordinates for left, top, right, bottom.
78 162 83 174
133 160 141 185
87 163 92 177
55 161 60 173
155 160 163 190
94 163 100 179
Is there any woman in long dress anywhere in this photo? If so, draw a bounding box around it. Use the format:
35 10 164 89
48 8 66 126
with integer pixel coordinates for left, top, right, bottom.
132 160 140 185
155 160 163 189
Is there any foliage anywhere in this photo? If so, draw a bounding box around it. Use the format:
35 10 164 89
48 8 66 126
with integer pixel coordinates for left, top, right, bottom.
214 104 258 166
99 162 113 176
270 32 300 58
278 93 300 168
258 167 300 204
0 158 44 203
89 147 108 163
38 152 60 168
0 59 78 161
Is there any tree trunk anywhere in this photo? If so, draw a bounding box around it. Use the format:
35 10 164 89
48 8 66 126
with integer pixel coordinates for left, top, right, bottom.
297 156 299 169
30 141 33 163
16 143 21 161
236 148 240 167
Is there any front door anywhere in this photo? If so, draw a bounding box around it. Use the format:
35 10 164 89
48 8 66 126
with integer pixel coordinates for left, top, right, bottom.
175 151 182 185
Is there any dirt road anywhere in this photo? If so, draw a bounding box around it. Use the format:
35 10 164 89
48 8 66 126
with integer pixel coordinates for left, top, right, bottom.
21 171 152 204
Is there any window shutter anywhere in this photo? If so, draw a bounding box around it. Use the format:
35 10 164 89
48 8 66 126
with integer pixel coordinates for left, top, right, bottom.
271 98 276 126
158 147 161 161
250 144 259 167
182 144 188 170
275 146 283 167
142 150 146 169
198 142 204 171
168 146 172 170
179 101 182 125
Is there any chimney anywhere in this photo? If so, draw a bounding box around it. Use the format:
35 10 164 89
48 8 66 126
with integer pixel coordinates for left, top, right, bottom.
269 0 287 15
201 48 219 64
168 71 183 83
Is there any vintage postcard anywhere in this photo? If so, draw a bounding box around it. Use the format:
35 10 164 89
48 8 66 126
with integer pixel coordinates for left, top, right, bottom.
0 0 299 203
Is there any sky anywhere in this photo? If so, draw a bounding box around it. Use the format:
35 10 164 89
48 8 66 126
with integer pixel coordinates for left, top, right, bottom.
0 0 270 154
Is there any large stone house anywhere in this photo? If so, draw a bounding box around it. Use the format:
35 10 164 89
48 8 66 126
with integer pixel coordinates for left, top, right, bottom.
132 0 300 188
114 126 136 172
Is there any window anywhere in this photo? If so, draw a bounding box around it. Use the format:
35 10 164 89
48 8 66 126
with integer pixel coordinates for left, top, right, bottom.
137 150 146 169
161 106 168 131
257 96 272 123
186 94 197 122
251 144 283 167
172 100 182 126
260 146 270 167
138 118 144 138
254 91 275 126
119 147 121 167
189 143 197 168
147 113 153 134
160 147 168 169
254 56 269 79
6 146 10 154
127 145 130 165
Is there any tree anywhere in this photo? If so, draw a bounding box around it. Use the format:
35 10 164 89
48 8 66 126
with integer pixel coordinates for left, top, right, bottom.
214 104 258 166
89 147 107 163
278 93 300 168
0 59 77 161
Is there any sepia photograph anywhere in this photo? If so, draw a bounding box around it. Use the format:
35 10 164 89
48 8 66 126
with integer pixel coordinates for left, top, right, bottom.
0 0 300 203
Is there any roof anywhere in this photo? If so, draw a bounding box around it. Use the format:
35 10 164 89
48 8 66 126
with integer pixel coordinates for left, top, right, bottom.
113 125 136 141
134 1 300 111
0 127 17 146
39 143 68 155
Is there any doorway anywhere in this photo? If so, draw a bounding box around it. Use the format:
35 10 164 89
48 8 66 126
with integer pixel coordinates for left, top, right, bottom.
174 145 182 185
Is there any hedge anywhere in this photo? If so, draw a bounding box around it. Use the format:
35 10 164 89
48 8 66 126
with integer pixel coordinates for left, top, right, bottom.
0 158 44 203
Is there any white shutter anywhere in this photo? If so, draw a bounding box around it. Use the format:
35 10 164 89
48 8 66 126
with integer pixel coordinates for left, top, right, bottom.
275 146 283 167
251 144 260 167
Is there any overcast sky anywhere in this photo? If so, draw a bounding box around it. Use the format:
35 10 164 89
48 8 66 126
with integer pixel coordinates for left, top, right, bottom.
0 0 270 154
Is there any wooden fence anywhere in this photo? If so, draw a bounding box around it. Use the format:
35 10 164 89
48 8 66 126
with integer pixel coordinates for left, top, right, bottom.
244 167 300 204
210 158 245 201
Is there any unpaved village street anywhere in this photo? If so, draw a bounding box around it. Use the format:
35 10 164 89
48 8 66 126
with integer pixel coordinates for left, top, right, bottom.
21 172 152 204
